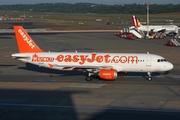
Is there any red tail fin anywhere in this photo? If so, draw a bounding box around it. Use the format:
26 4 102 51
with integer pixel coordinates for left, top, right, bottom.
14 26 43 53
131 15 142 27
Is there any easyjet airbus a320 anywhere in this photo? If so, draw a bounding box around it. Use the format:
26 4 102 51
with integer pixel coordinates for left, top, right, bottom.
12 26 174 81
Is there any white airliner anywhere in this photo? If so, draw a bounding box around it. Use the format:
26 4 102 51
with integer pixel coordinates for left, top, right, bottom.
11 26 173 81
131 15 179 34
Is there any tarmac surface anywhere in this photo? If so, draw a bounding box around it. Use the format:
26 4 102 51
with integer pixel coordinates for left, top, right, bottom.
0 33 180 120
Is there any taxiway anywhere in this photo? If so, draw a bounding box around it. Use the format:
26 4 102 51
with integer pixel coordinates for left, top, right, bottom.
0 33 180 120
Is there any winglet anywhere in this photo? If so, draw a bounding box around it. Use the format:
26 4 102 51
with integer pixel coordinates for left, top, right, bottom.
132 15 142 27
14 26 44 53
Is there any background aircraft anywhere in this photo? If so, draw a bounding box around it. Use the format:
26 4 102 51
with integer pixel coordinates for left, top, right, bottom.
131 15 179 35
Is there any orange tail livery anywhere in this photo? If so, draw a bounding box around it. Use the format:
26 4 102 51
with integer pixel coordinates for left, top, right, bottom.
14 26 44 53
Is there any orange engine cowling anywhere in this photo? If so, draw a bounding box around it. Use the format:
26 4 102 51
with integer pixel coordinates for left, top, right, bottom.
98 69 117 81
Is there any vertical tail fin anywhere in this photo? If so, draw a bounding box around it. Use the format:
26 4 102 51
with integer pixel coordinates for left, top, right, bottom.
131 15 142 28
14 26 43 53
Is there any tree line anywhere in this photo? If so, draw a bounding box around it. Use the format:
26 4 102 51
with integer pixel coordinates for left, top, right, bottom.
0 3 180 14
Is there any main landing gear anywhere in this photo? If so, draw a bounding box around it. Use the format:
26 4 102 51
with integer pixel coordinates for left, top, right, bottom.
147 72 152 81
86 72 93 81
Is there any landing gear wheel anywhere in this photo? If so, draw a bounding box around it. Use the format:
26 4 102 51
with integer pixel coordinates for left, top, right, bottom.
86 76 93 81
147 72 152 81
148 77 152 81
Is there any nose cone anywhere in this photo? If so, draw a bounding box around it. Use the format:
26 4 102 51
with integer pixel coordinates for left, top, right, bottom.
167 62 174 71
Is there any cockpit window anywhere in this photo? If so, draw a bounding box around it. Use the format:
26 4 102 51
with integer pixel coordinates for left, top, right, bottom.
157 59 167 62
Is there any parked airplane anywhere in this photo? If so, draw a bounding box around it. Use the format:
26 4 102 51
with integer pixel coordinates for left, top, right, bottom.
131 15 179 34
11 26 173 81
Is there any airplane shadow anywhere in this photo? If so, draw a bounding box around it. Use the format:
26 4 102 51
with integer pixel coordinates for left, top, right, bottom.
126 72 162 77
18 63 86 77
119 72 170 80
17 63 170 80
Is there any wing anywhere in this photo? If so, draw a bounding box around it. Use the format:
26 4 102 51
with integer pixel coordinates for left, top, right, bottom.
59 65 114 70
51 64 123 72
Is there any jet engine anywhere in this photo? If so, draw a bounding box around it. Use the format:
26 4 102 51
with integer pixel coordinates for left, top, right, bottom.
98 69 117 80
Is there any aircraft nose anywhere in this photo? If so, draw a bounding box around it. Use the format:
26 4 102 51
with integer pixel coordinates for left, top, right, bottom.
167 62 174 71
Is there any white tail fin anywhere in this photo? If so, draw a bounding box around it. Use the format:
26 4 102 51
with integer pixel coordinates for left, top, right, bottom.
131 15 142 28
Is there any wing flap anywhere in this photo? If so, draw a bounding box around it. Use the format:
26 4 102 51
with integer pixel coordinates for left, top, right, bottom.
54 64 113 70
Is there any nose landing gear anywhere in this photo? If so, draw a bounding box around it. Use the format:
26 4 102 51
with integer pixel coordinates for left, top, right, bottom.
147 72 152 81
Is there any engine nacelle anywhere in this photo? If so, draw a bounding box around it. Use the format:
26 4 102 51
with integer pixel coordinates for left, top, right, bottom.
99 69 117 80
